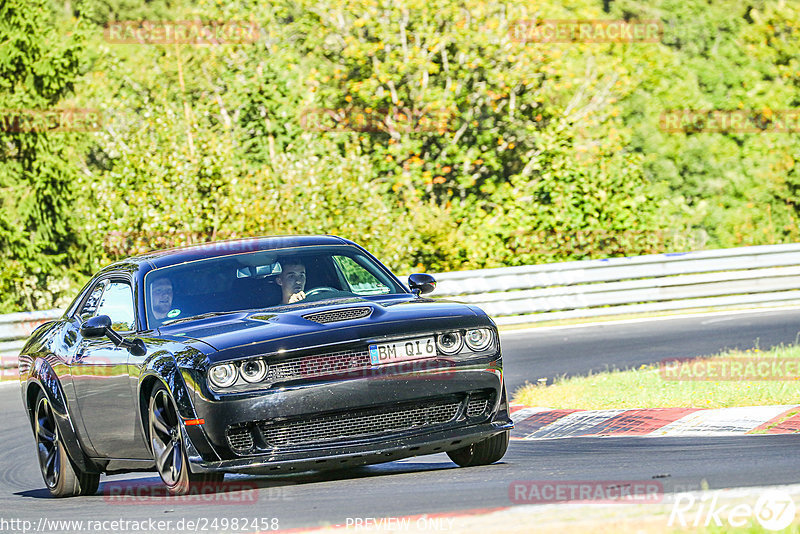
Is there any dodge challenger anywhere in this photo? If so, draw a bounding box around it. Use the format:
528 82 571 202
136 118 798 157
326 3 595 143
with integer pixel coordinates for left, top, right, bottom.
19 235 512 496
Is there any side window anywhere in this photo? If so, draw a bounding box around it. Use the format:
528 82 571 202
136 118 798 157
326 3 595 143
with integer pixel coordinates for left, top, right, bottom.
94 281 136 332
333 255 390 295
79 282 107 322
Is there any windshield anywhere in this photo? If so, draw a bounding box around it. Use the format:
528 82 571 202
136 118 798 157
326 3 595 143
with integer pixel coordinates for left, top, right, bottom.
144 245 406 328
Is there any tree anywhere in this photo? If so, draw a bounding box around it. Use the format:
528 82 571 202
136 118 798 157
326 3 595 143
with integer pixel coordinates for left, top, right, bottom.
0 0 89 311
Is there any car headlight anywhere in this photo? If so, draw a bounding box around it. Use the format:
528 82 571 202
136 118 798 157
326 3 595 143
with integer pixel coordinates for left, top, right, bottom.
465 328 493 352
436 331 463 355
209 363 237 388
240 358 268 383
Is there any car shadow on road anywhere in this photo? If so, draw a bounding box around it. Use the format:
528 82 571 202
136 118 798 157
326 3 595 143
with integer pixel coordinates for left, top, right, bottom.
14 460 467 500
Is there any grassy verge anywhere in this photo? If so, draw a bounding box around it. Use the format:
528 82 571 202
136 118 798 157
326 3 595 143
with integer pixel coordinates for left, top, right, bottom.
512 345 800 409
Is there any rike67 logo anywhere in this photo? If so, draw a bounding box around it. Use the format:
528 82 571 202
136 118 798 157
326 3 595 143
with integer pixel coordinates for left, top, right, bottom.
668 489 796 531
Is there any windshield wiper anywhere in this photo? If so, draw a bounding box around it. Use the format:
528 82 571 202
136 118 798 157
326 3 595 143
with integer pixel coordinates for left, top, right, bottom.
163 311 237 326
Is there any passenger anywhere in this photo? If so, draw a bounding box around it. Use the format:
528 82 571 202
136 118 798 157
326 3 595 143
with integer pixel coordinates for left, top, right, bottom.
150 278 174 320
276 261 306 304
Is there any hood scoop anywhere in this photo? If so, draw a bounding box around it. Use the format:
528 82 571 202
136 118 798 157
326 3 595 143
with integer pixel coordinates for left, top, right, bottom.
302 306 373 324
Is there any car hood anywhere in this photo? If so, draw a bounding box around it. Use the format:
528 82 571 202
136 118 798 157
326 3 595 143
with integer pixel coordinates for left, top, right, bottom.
157 295 491 362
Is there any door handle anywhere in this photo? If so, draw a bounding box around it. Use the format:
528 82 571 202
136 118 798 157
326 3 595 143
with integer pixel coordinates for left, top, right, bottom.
72 347 87 364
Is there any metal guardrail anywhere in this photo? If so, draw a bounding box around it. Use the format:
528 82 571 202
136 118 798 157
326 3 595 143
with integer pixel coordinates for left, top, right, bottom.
1 309 62 378
3 244 800 373
434 243 800 325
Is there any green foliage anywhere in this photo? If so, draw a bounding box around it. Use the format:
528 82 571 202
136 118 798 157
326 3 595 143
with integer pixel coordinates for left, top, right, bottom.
0 0 90 312
613 0 800 247
2 0 800 312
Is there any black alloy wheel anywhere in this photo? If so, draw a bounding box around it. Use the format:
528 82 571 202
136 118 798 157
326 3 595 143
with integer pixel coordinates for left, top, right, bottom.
148 384 222 495
34 391 99 497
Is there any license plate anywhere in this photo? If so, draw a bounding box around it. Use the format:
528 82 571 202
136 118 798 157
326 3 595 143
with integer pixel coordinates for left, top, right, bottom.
369 337 436 365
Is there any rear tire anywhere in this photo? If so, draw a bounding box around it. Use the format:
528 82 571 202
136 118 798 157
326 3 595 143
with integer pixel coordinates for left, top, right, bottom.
148 384 223 495
34 391 100 497
447 430 509 467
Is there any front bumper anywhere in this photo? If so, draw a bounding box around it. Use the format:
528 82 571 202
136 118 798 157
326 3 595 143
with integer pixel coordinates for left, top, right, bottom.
183 419 512 474
180 354 511 472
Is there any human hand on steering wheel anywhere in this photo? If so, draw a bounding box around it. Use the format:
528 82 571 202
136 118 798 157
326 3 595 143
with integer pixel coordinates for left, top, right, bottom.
287 291 306 303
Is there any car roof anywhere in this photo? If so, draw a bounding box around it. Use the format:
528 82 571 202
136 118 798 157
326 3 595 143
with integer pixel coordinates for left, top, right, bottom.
103 235 355 271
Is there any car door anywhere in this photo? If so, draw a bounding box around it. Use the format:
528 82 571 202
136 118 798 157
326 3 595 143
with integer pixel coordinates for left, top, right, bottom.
70 278 142 458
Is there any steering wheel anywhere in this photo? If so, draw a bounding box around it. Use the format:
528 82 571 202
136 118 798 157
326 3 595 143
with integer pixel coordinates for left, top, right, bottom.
304 286 339 297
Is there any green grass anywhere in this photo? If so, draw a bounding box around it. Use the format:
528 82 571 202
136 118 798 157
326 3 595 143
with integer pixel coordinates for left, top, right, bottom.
512 345 800 410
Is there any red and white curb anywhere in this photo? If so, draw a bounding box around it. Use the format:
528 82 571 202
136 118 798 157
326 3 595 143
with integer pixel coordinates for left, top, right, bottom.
509 404 800 438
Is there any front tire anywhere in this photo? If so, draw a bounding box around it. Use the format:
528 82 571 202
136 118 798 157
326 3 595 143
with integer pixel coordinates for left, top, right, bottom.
148 384 222 495
447 430 509 467
34 391 99 497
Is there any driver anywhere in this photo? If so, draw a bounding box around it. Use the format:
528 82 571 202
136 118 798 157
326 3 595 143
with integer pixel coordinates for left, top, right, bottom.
276 261 307 304
150 277 174 320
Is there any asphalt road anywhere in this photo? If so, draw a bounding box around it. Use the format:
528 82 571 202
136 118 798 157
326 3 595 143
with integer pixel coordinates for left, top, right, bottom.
501 308 800 393
2 386 799 531
3 308 800 531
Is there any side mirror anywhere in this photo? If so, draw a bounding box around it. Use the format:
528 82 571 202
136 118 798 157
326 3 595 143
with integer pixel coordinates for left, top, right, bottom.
80 315 112 338
80 314 146 356
408 273 436 296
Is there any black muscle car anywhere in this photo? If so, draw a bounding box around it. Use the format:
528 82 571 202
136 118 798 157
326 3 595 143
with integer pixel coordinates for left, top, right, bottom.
19 236 512 496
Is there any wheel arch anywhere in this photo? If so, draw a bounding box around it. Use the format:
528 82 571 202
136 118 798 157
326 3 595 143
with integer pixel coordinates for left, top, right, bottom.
26 358 101 474
25 381 44 428
136 351 199 450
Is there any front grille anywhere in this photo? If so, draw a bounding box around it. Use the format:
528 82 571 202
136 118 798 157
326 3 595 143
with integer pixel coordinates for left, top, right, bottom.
269 349 372 381
467 398 489 418
303 307 372 324
257 400 461 448
227 426 254 452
